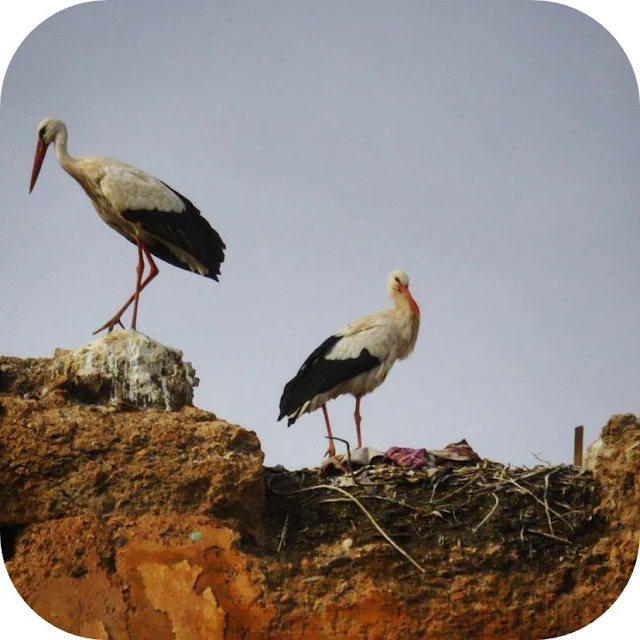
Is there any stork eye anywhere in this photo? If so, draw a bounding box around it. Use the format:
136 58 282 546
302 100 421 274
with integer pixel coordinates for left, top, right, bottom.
394 277 401 284
38 128 47 141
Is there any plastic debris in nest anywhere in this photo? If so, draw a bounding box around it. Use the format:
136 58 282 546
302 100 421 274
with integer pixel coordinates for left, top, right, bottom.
47 330 198 411
320 438 481 476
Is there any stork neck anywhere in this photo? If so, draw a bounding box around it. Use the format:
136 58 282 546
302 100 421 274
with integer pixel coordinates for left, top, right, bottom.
393 291 420 318
53 126 76 174
391 294 421 358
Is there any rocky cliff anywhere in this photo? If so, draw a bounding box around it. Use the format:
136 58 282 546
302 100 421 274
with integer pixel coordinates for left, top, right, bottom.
0 333 638 639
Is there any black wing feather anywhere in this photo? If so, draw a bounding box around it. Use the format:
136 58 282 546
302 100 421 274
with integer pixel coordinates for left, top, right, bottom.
278 334 381 426
122 182 225 280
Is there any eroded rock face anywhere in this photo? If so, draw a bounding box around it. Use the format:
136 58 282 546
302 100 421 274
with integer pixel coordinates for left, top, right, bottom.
582 413 640 610
0 385 264 541
7 516 275 640
1 352 638 640
0 356 52 396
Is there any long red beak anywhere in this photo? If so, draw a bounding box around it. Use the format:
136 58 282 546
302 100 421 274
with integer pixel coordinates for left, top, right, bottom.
29 140 49 194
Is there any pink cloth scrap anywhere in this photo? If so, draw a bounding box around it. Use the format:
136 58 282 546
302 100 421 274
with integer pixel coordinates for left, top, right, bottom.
385 447 437 470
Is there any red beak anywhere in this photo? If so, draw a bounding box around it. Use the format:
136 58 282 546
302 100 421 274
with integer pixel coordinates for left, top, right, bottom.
29 139 49 194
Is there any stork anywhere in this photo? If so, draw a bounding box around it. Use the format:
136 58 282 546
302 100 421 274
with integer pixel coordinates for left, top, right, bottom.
29 118 226 333
278 270 420 458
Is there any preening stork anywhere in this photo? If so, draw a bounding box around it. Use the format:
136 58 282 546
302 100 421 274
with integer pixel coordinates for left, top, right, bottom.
29 118 226 333
278 270 420 458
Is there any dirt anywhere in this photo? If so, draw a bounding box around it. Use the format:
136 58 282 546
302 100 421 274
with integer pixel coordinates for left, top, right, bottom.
1 353 638 639
0 392 264 541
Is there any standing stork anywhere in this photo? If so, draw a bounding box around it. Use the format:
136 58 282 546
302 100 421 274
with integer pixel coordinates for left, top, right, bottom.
29 118 225 333
278 270 420 458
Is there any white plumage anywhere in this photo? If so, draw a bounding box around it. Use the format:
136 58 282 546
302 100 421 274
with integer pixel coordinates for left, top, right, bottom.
278 270 420 458
29 118 225 333
99 164 186 215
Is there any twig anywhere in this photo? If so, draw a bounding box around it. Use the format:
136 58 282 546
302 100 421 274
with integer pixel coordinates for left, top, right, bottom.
356 494 436 517
526 529 571 544
290 484 426 574
325 435 361 485
432 471 482 505
277 512 290 552
503 477 573 530
471 493 500 533
532 452 551 465
429 474 445 503
543 472 554 535
514 467 554 482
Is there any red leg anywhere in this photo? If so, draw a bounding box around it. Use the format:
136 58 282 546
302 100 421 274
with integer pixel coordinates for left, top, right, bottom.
354 396 363 449
140 245 159 288
93 240 160 334
322 405 336 458
130 241 145 330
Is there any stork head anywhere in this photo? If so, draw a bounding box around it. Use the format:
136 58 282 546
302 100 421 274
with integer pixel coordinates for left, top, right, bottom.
29 118 66 193
388 269 420 315
388 269 410 293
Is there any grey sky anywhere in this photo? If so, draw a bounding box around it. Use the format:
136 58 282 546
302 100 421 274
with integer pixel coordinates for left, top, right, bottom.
1 0 638 470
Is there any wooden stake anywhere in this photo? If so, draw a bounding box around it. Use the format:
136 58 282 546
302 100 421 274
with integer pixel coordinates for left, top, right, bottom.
574 426 584 467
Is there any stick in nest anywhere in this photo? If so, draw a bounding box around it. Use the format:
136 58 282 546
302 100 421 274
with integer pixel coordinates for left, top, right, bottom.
325 435 360 485
526 528 571 544
503 476 573 531
277 512 290 552
290 484 426 574
543 472 554 535
471 493 500 533
431 470 482 506
532 452 551 465
428 473 446 503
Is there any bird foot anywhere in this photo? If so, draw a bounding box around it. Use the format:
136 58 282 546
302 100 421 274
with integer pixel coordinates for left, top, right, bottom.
324 446 337 459
92 317 125 335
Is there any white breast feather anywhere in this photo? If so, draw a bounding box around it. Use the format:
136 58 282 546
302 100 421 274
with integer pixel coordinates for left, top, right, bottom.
97 160 186 214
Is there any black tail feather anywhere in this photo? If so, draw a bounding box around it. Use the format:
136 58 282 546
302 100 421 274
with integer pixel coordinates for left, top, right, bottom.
122 181 225 279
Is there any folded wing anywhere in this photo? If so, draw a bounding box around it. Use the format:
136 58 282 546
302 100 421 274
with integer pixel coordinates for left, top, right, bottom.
278 319 397 425
100 165 225 280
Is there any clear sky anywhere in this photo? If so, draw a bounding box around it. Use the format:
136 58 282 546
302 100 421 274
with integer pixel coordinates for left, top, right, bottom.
1 0 638 470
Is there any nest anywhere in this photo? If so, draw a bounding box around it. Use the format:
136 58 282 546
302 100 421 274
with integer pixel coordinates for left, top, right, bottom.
264 456 603 573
